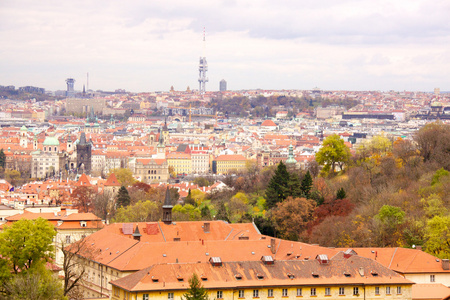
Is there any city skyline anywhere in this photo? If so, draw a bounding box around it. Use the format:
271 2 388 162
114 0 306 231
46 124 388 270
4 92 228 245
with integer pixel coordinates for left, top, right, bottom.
1 0 449 92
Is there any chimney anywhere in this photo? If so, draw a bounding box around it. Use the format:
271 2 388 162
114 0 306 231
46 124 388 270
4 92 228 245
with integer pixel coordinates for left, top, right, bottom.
270 238 276 254
416 246 422 251
442 259 450 270
203 222 210 233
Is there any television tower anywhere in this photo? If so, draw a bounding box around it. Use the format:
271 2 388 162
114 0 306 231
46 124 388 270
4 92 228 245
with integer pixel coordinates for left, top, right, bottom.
198 28 208 94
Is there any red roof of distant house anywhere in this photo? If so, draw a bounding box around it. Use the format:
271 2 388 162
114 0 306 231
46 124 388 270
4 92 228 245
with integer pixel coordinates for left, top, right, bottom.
76 174 92 187
261 120 277 126
105 173 121 187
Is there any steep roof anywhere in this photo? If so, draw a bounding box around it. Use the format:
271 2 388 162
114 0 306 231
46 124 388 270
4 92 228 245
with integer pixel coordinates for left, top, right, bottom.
105 173 121 186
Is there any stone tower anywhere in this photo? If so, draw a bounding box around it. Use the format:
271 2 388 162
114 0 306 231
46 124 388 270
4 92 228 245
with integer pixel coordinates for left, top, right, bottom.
162 186 173 225
76 132 92 174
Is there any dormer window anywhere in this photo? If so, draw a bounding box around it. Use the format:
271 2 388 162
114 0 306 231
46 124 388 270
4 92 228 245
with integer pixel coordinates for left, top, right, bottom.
80 221 87 227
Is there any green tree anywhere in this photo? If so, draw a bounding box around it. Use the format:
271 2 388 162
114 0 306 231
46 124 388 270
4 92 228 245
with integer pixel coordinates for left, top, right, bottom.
431 168 449 186
315 134 351 174
3 265 66 300
374 205 406 246
172 204 202 221
0 149 5 169
116 186 131 208
182 273 208 300
0 218 56 275
113 200 159 222
265 161 290 208
300 171 313 198
424 215 450 259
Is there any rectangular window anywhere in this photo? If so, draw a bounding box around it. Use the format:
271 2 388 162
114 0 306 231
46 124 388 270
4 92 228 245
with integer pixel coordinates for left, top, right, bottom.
339 287 345 295
397 286 401 294
253 290 259 298
311 288 316 296
217 291 223 299
282 289 288 297
430 275 435 282
325 287 331 296
143 294 149 300
296 288 302 296
375 287 380 295
386 287 391 295
168 292 174 300
268 289 273 297
239 290 244 298
353 287 359 295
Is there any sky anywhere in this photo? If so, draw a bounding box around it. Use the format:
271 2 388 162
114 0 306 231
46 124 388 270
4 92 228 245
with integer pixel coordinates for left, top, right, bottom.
0 0 449 93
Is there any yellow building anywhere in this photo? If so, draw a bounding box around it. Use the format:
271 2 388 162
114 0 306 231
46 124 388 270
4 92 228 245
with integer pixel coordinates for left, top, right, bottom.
213 154 247 175
167 152 191 176
111 255 413 300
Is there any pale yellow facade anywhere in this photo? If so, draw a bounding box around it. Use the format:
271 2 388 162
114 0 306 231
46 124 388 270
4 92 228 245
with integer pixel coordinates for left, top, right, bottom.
167 155 191 175
111 284 412 300
215 159 246 175
404 272 450 286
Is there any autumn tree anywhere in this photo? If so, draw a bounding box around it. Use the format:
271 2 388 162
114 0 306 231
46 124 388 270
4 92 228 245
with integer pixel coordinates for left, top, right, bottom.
71 186 96 213
272 197 315 241
315 134 351 175
62 237 96 298
108 168 137 187
182 273 209 300
414 122 450 170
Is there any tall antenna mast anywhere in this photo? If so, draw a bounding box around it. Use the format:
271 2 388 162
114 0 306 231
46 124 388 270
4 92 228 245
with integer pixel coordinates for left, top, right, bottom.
87 72 89 92
198 27 209 95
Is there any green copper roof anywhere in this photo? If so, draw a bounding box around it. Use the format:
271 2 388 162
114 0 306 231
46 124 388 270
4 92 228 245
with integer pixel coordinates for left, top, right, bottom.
43 136 60 146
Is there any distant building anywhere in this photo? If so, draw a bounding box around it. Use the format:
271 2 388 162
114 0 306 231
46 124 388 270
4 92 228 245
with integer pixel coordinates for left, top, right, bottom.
65 98 106 114
220 79 227 92
76 133 92 174
65 78 75 98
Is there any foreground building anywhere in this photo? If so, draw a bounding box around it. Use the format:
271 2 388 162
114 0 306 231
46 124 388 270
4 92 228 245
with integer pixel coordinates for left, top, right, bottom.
111 253 412 300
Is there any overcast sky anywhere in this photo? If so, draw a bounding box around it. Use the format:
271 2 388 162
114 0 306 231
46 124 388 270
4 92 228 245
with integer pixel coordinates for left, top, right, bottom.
1 0 449 92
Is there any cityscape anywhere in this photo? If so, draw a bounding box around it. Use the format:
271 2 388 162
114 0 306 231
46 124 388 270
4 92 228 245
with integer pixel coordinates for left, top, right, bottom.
1 1 450 300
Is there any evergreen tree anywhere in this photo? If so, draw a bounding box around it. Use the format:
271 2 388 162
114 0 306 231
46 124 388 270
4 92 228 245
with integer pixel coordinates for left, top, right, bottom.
185 189 195 206
0 149 5 169
300 171 313 199
215 201 229 222
336 187 346 200
182 273 209 300
265 161 290 208
287 172 303 199
116 186 131 208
